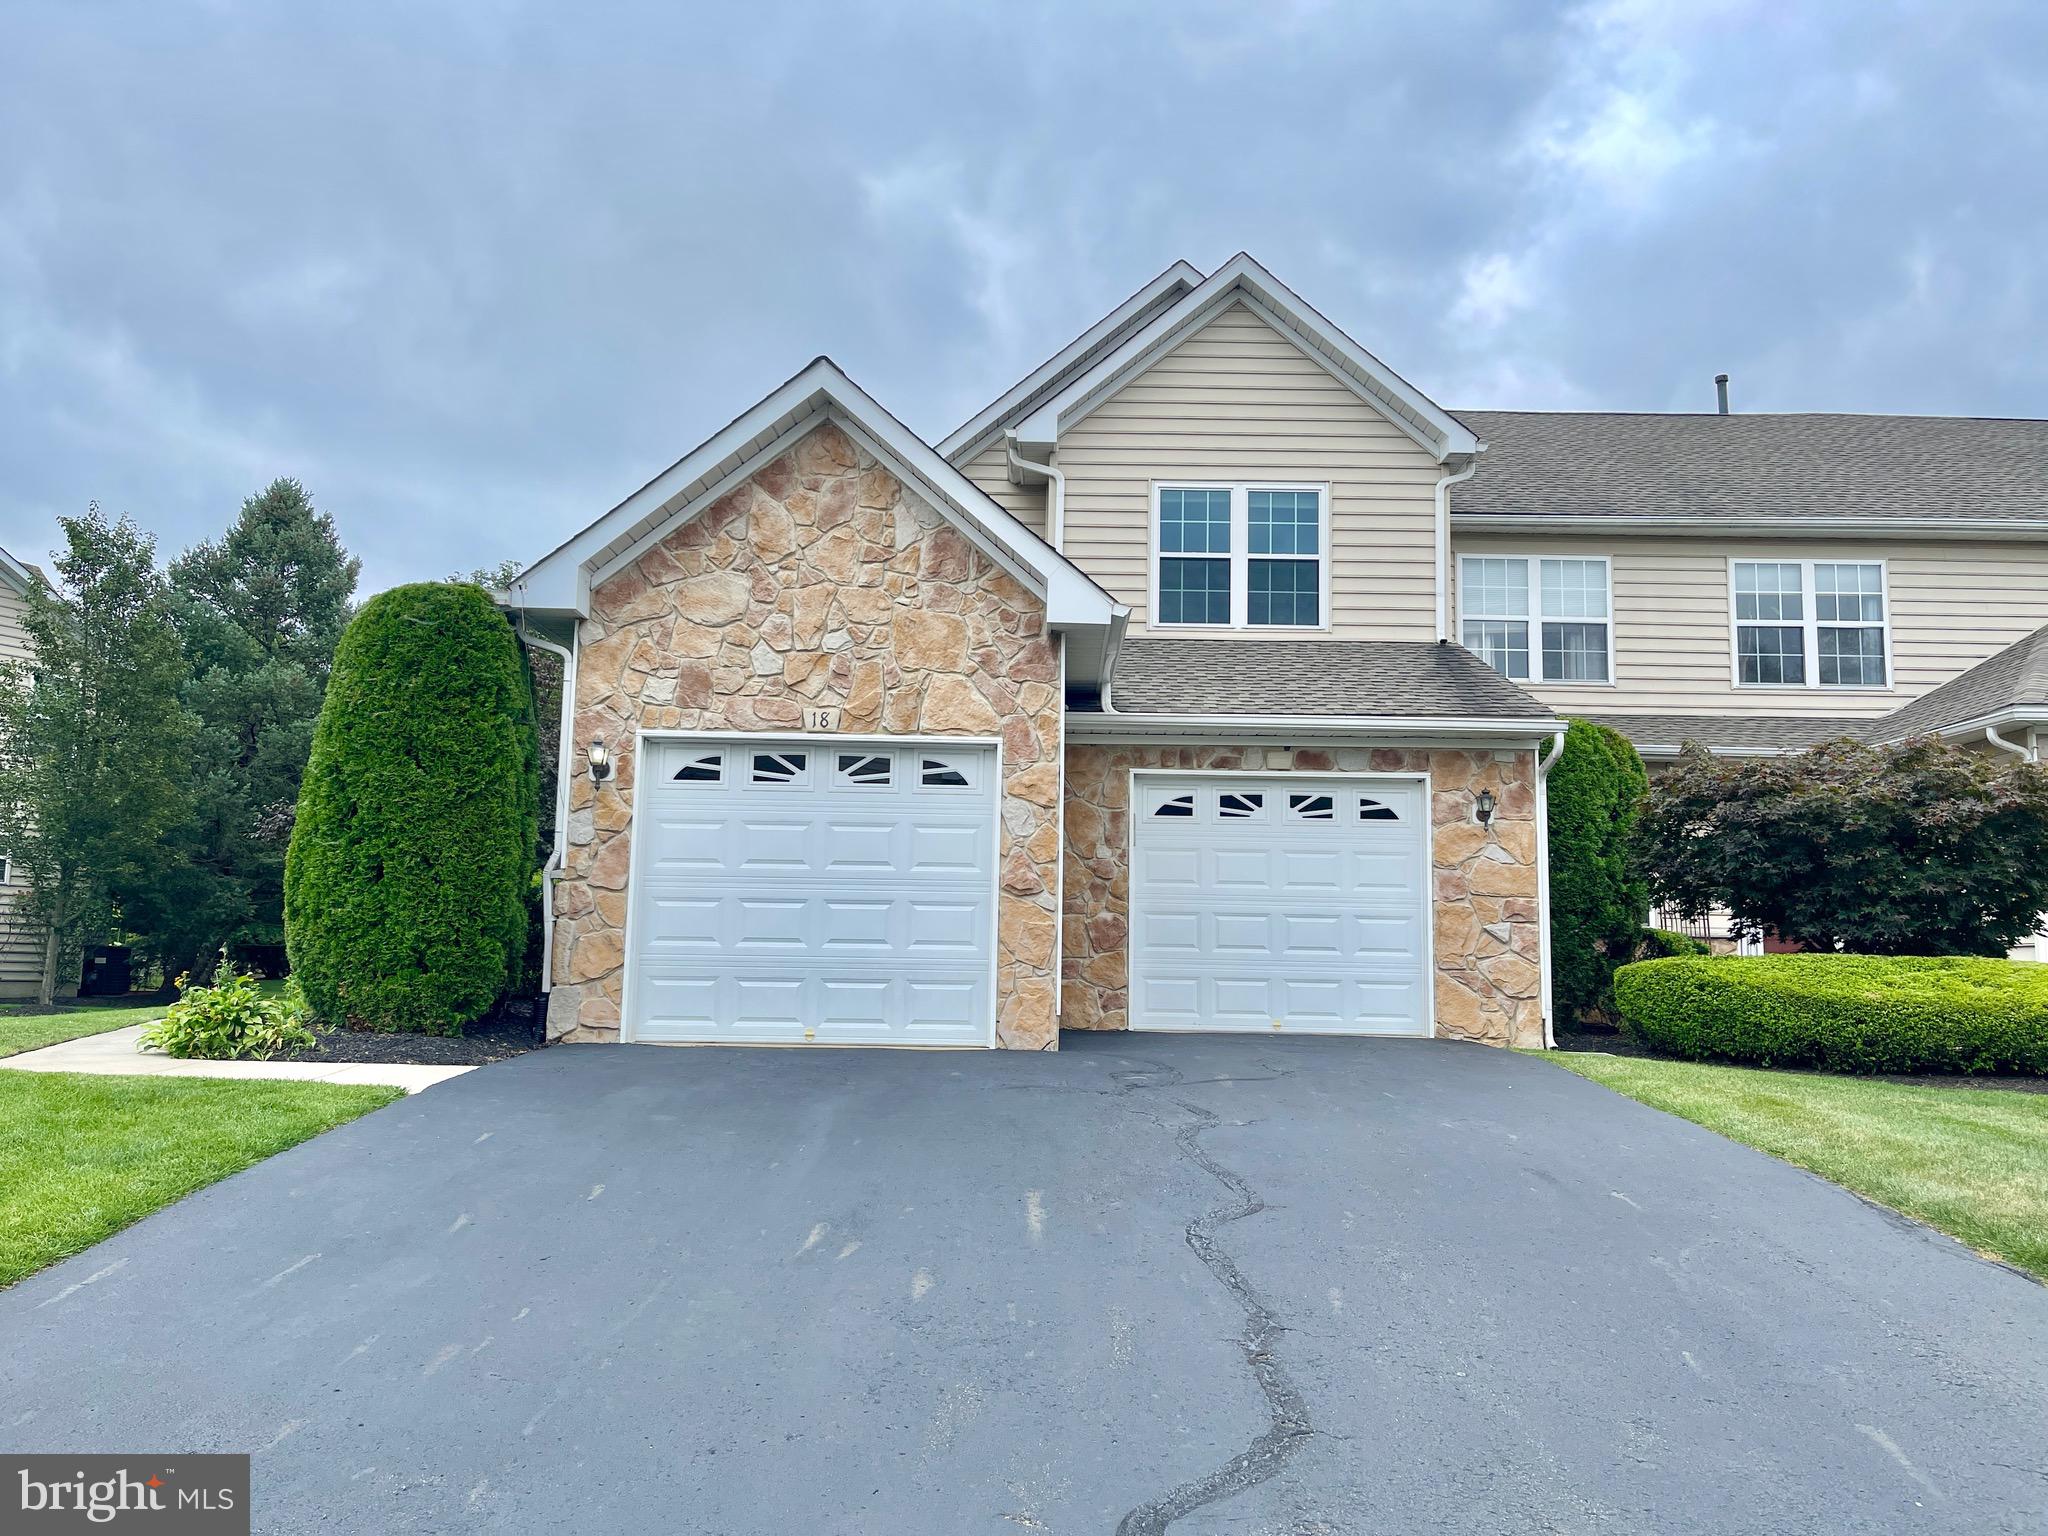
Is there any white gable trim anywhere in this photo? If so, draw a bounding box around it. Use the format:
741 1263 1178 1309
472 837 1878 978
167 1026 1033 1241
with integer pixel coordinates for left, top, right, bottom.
512 358 1115 628
938 260 1203 464
0 548 41 596
1014 253 1479 464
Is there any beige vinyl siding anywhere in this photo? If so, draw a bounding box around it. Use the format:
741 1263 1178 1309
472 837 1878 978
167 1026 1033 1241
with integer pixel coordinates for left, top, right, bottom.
1056 303 1442 639
0 582 47 995
1451 533 2048 716
0 584 32 665
959 442 1049 538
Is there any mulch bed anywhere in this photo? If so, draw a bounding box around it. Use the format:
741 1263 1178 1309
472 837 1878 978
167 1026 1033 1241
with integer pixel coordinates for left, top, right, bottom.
274 1006 545 1067
1554 1026 2048 1093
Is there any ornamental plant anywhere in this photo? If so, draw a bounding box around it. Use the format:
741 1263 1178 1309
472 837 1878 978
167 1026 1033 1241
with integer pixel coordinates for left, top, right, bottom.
284 583 538 1033
1638 736 2048 956
141 966 315 1060
1547 718 1650 1022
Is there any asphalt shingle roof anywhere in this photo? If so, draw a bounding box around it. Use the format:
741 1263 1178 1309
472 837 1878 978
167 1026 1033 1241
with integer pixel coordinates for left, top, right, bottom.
1582 714 1870 755
1592 623 2048 755
1097 638 1558 721
1451 411 2048 524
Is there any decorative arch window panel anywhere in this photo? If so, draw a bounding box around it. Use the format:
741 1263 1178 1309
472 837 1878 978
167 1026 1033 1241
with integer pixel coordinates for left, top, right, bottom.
1154 484 1326 629
1459 555 1611 684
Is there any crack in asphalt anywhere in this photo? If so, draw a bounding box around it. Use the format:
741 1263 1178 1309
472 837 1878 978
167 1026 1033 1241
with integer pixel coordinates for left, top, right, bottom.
1106 1059 1314 1535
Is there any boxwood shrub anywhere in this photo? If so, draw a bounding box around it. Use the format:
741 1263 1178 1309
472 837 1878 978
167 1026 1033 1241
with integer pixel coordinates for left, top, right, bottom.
1635 928 1712 961
284 583 538 1033
1613 954 2048 1075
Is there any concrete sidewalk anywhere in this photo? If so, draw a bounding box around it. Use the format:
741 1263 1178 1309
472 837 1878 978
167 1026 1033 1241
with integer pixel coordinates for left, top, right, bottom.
0 1023 473 1093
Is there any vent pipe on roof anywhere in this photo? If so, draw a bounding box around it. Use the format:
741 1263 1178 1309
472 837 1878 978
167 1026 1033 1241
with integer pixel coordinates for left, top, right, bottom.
1714 373 1731 415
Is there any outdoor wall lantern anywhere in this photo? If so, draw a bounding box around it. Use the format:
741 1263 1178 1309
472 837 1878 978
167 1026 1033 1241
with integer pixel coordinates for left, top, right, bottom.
1474 788 1496 825
588 737 612 782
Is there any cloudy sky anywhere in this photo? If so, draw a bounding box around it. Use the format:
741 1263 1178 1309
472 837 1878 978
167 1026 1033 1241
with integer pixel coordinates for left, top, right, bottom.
3 0 2043 593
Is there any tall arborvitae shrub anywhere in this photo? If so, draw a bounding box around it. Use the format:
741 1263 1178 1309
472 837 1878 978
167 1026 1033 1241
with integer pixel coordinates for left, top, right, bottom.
1548 717 1650 1023
284 583 537 1033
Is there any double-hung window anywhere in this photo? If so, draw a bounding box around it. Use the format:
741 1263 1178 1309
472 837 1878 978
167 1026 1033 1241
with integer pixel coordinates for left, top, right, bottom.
1458 555 1612 683
1732 559 1888 688
1153 483 1327 629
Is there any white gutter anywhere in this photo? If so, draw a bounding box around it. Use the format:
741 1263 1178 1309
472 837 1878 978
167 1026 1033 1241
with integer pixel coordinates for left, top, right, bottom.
513 607 578 996
1451 513 2048 540
1433 457 1480 640
1534 727 1567 1050
1069 710 1560 741
1005 430 1066 549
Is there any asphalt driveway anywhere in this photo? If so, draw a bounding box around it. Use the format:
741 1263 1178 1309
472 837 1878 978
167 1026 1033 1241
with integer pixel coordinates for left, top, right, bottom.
4 1035 2045 1534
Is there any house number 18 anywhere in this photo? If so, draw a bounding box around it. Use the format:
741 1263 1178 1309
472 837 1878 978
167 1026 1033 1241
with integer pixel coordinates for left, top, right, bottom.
806 707 841 731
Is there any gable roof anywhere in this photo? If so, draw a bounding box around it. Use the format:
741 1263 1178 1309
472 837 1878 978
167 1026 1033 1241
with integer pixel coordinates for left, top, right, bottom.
938 260 1202 463
1082 637 1556 725
512 358 1118 629
1873 625 2048 740
1596 623 2048 759
1452 410 2048 531
0 547 43 596
1012 254 1479 464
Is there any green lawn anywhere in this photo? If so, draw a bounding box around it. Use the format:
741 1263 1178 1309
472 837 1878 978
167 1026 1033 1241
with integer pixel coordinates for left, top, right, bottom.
0 980 289 1059
0 1072 400 1287
0 1000 170 1058
1549 1053 2048 1281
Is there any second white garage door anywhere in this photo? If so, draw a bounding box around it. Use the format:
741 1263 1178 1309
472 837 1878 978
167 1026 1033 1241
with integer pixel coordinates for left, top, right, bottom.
625 737 998 1046
1129 774 1432 1036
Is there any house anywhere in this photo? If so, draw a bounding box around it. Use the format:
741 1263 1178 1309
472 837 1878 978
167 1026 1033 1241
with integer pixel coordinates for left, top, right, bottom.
509 254 2048 1051
0 547 53 1000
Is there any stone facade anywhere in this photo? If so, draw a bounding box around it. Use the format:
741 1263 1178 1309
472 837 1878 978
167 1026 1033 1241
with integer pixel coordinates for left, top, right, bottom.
1061 744 1544 1047
550 423 1065 1048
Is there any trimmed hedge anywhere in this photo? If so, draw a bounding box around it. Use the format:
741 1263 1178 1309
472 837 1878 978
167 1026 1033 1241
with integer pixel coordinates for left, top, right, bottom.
1548 718 1650 1022
1614 954 2048 1075
284 583 538 1033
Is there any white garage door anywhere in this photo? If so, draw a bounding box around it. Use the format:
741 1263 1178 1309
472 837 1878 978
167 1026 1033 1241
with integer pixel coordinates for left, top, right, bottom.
625 737 997 1046
1130 774 1432 1036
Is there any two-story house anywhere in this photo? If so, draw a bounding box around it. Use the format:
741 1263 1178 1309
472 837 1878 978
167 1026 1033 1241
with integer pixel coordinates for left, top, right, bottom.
0 546 53 1000
510 254 2048 1052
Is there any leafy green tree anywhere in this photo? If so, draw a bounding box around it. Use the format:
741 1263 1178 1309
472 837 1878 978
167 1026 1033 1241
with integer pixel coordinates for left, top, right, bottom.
129 481 359 980
285 583 538 1032
1547 718 1651 1023
1639 736 2048 955
0 508 194 1002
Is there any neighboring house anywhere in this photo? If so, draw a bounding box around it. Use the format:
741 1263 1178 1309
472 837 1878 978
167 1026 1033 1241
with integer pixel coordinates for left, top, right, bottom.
510 253 2048 1052
0 547 52 1000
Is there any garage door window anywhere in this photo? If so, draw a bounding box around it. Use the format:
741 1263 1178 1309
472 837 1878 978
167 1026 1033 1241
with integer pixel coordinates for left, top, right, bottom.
1358 796 1399 821
751 751 809 784
672 751 723 783
836 752 893 787
920 755 977 790
1218 791 1263 819
1153 792 1195 818
1288 793 1336 820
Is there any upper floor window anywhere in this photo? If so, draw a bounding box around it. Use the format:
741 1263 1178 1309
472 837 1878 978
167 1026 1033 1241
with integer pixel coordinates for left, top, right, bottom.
1459 555 1612 684
1153 483 1327 629
1732 559 1888 688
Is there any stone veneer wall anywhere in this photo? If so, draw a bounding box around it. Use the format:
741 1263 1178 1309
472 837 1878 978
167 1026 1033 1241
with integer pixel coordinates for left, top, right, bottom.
1062 744 1543 1047
550 423 1065 1048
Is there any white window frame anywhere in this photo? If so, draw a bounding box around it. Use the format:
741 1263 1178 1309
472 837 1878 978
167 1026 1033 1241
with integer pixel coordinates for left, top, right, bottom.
0 856 9 884
1455 553 1616 687
1727 557 1893 691
1148 481 1331 632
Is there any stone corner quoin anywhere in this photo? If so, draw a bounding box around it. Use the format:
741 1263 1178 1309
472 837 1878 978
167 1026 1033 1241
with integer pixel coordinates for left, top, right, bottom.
548 423 1065 1050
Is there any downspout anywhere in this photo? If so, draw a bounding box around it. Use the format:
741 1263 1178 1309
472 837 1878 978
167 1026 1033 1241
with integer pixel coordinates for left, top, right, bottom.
1986 725 2036 762
1006 430 1066 550
1433 456 1480 640
513 597 578 996
1534 727 1567 1049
